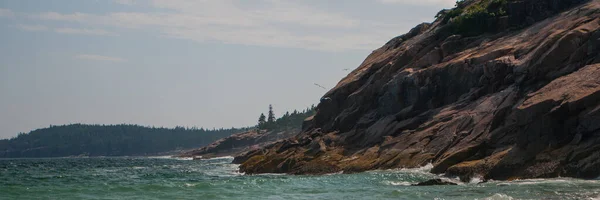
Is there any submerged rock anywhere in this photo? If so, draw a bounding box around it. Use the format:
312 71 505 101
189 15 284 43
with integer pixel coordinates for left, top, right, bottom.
236 0 600 180
411 179 458 186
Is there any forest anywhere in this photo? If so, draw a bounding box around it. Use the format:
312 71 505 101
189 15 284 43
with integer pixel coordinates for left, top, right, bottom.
257 104 316 131
0 104 316 158
0 124 249 158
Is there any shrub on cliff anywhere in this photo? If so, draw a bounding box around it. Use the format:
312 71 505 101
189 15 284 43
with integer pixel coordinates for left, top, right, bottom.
437 0 510 36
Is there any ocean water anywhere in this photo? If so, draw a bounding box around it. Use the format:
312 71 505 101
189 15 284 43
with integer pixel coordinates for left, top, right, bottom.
1 157 599 200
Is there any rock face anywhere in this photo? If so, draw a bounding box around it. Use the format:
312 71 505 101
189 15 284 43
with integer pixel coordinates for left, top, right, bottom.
179 129 298 159
235 0 600 180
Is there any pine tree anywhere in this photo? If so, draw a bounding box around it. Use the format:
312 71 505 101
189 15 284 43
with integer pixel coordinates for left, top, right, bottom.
268 104 276 123
258 113 267 129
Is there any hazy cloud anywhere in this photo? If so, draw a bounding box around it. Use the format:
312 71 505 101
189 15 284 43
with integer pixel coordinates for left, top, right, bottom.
16 24 116 36
36 12 93 23
28 0 404 51
76 54 126 62
18 0 444 51
17 24 48 31
0 8 14 17
54 28 117 36
114 0 136 5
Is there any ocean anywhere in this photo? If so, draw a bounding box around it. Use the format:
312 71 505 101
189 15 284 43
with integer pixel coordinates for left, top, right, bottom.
1 157 599 200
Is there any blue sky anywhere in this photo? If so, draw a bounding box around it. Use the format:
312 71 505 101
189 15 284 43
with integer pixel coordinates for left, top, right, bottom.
0 0 454 139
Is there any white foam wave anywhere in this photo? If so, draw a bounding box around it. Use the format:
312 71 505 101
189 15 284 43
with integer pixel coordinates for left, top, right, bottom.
393 163 434 173
325 171 344 175
495 178 571 186
252 173 287 176
478 193 514 200
204 156 234 160
589 194 600 200
147 155 194 161
383 181 412 186
184 183 197 187
469 174 485 184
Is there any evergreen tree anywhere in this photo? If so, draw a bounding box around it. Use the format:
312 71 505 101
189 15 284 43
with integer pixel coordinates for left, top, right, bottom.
253 104 316 131
268 104 276 123
258 113 267 129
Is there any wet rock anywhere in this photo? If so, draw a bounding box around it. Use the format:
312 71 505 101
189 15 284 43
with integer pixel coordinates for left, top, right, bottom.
236 0 600 179
411 179 458 186
179 129 299 159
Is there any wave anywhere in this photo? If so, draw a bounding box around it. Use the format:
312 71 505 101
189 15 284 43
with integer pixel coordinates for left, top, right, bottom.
492 178 572 186
469 174 485 184
376 163 435 174
146 155 194 161
184 183 197 187
480 193 515 200
203 156 234 160
252 173 287 176
382 181 412 186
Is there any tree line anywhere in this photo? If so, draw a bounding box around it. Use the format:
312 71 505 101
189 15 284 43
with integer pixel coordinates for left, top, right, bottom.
0 124 249 158
257 104 316 131
0 105 317 158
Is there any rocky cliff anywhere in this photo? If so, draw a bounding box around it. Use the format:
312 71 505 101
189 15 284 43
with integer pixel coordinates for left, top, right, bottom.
179 128 299 159
234 0 600 181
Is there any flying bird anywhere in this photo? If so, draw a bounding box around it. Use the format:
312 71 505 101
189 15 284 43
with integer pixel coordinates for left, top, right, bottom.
314 83 327 90
343 68 350 71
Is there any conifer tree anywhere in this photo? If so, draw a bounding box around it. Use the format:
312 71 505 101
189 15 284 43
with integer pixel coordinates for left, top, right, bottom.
268 104 276 123
258 113 267 129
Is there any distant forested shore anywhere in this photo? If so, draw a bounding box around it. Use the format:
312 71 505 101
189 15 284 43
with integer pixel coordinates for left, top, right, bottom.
0 124 250 158
0 104 316 158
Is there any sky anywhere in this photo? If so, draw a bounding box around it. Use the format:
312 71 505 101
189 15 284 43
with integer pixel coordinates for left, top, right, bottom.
0 0 454 139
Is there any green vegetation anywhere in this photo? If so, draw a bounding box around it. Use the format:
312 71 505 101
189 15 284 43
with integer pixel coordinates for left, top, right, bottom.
0 124 249 158
257 105 316 131
0 105 316 158
437 0 511 36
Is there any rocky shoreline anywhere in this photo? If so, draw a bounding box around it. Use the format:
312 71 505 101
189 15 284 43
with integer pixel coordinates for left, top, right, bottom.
235 0 600 181
179 128 299 160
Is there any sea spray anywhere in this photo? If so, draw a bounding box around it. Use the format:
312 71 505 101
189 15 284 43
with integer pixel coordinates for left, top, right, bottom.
1 157 599 200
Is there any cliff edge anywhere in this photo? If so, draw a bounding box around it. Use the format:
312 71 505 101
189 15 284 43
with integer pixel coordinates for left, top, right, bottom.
235 0 600 181
178 129 299 159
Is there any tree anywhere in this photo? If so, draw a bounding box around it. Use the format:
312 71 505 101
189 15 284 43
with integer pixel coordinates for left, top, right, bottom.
268 104 276 123
0 124 250 158
258 113 267 129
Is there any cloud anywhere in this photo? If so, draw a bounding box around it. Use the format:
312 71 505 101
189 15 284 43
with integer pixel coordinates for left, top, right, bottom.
16 24 115 36
35 12 93 23
22 0 440 51
114 0 136 5
75 54 126 62
16 24 48 31
54 28 117 36
0 8 14 17
28 0 402 51
376 0 455 7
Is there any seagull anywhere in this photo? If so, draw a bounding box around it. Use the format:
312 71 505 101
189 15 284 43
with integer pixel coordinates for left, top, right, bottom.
314 83 327 90
343 68 350 71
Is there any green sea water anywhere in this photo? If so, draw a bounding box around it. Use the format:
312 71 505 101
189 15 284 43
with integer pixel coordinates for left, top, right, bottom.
1 157 599 200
